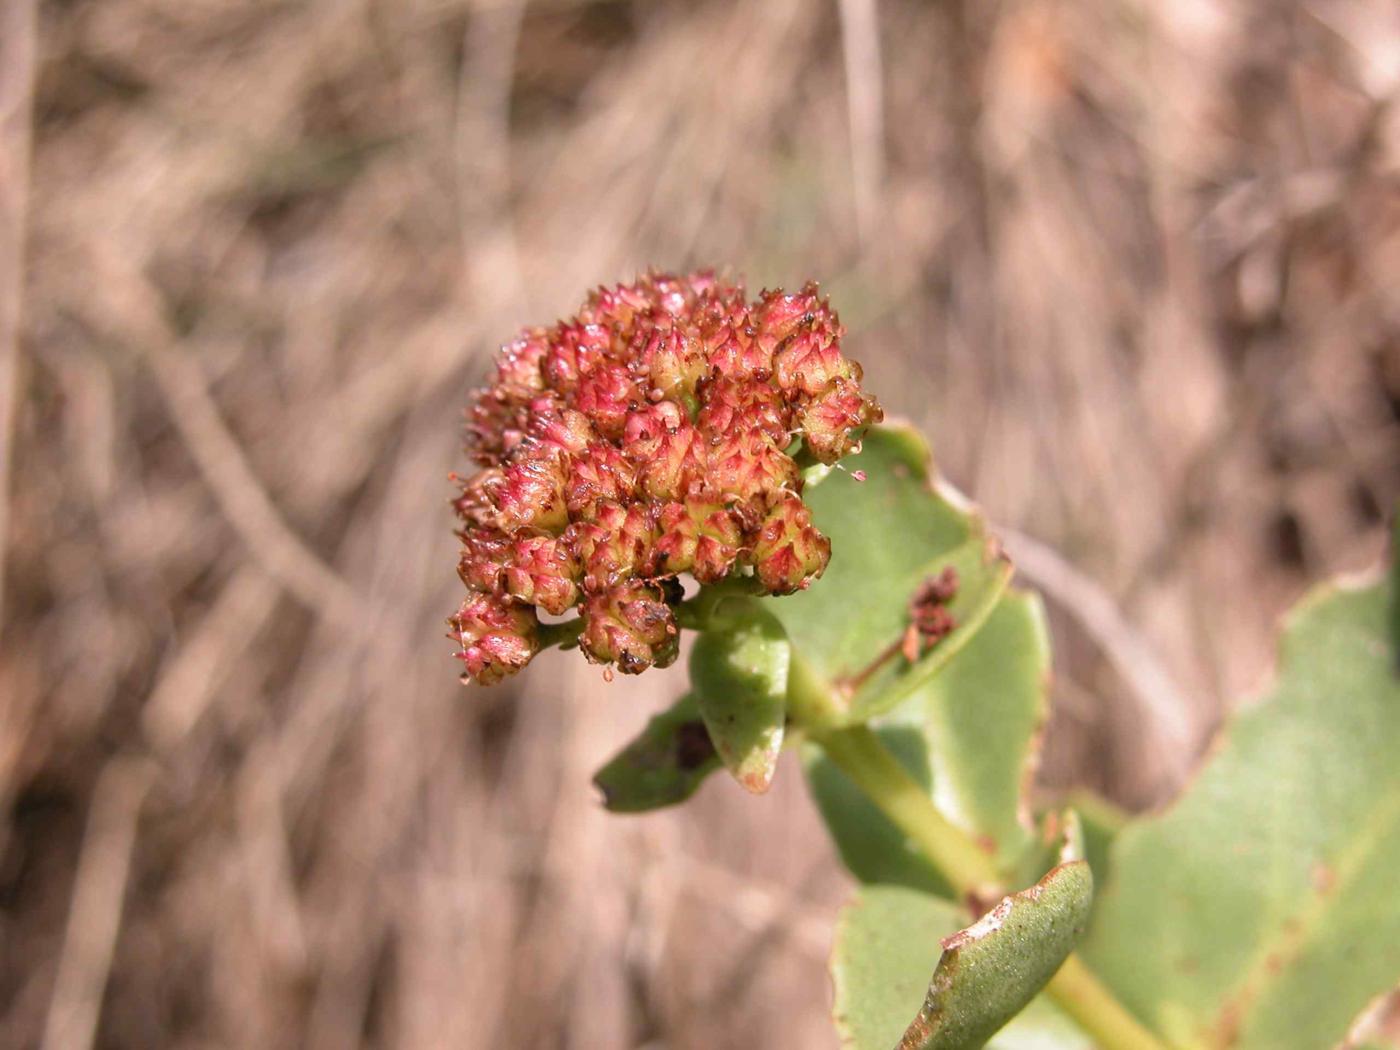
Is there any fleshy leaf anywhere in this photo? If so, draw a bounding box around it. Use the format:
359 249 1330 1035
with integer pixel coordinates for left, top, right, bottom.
1065 791 1126 898
833 829 1093 1050
593 693 721 812
1083 574 1400 1050
771 424 1011 725
690 605 790 794
806 591 1050 893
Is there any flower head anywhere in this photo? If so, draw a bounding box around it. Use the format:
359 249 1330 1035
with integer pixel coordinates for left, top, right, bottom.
449 270 882 683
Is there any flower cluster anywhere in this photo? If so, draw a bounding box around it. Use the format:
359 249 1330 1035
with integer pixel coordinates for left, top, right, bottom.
901 567 960 663
449 271 882 684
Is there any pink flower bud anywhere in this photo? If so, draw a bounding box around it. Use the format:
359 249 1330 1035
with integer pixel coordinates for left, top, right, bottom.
624 403 706 500
527 402 597 456
567 500 657 593
696 377 791 446
486 447 570 532
543 322 611 392
450 592 539 685
579 582 680 674
706 430 799 501
761 285 851 396
574 362 641 440
798 375 882 463
494 329 550 400
654 499 743 583
502 534 580 615
637 323 708 403
752 493 831 594
457 529 512 592
565 442 637 519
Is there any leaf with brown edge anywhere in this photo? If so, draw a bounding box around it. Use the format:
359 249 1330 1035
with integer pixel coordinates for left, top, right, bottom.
593 693 721 812
770 423 1012 727
832 819 1093 1050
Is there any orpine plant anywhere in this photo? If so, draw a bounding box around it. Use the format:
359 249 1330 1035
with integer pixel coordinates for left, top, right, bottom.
451 273 1400 1050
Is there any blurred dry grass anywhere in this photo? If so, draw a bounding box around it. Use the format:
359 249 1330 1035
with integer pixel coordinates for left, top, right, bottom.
1 0 1398 1047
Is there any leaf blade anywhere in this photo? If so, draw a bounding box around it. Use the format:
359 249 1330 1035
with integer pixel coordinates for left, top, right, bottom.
770 424 1012 725
832 837 1094 1050
690 606 790 794
1083 576 1400 1050
592 693 721 813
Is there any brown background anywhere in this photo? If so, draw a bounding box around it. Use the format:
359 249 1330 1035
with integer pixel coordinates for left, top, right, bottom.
1 0 1397 1047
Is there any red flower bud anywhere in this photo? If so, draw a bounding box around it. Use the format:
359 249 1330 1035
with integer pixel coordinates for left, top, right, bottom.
798 375 882 463
579 582 680 674
502 534 580 615
752 493 831 594
568 500 657 593
450 592 539 685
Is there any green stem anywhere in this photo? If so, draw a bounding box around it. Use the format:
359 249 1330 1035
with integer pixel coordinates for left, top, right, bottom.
814 725 999 896
537 617 584 649
1046 957 1168 1050
812 723 1170 1050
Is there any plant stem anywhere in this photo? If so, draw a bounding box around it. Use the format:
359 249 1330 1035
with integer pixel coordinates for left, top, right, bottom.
1046 956 1168 1050
813 723 1170 1050
537 617 584 649
813 724 999 897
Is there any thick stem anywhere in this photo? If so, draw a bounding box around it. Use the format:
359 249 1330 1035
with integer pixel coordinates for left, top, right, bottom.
1046 957 1167 1050
813 725 999 897
537 617 584 649
813 724 1170 1050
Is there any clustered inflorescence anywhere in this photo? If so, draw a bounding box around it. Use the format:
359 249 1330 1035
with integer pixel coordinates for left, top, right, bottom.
450 271 882 684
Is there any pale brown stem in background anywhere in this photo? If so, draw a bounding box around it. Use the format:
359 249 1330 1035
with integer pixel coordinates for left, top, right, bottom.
837 0 886 251
0 0 37 629
41 758 154 1050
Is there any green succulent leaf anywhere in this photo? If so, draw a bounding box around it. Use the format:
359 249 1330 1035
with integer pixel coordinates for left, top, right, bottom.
593 693 721 812
1083 573 1400 1050
1018 793 1126 904
832 825 1093 1050
771 424 1012 725
690 604 790 794
1062 791 1127 897
832 885 964 1050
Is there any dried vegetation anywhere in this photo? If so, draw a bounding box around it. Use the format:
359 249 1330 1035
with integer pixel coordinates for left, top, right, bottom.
1 0 1397 1046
